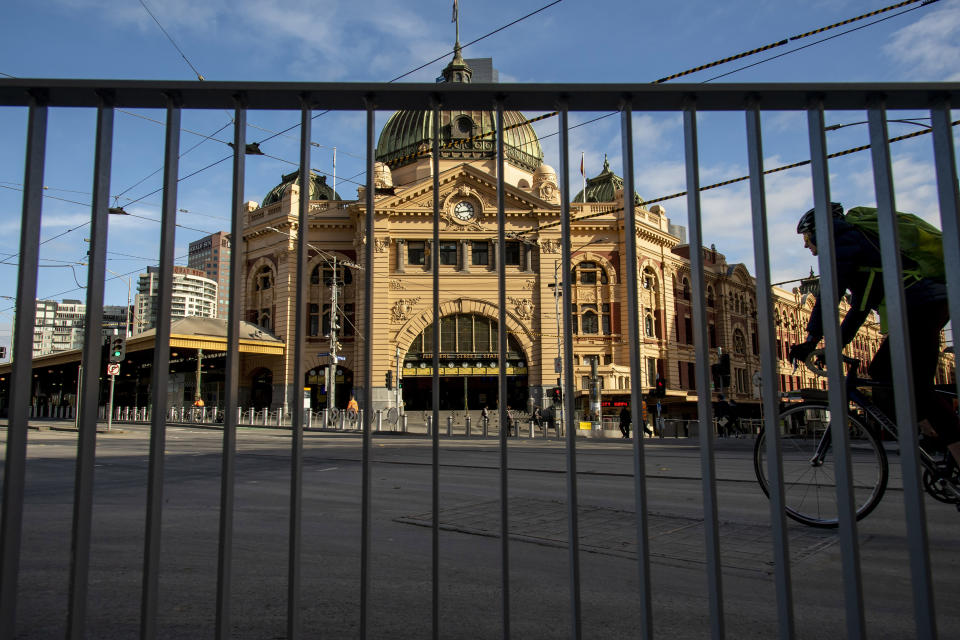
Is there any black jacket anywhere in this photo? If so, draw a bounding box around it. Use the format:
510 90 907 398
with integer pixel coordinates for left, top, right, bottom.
805 217 947 345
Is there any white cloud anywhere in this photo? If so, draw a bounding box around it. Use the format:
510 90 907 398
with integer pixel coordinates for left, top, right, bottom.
884 0 960 81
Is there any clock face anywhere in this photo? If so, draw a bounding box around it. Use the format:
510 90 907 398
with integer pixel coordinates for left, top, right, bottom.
453 200 475 221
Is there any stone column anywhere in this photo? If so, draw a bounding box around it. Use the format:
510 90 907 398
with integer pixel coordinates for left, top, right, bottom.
396 238 406 273
460 240 471 273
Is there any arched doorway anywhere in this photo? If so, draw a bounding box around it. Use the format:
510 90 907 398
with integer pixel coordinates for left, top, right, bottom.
250 368 273 409
304 366 354 410
401 313 528 411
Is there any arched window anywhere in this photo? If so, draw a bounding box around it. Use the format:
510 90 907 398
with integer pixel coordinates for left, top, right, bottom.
733 328 746 355
581 307 599 334
255 266 273 291
259 310 271 332
310 263 352 286
681 277 691 301
706 286 715 307
642 266 657 291
645 314 654 338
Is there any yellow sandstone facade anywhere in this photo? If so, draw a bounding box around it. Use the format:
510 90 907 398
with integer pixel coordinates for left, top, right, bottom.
236 52 948 419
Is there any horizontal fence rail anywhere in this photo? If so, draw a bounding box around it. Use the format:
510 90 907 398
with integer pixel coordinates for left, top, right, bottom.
0 79 958 639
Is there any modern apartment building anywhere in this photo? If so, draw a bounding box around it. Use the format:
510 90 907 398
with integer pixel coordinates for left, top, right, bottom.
31 300 132 357
188 231 231 319
134 266 218 333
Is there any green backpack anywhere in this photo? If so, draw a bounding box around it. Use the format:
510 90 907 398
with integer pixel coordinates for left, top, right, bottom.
843 206 945 332
844 206 946 284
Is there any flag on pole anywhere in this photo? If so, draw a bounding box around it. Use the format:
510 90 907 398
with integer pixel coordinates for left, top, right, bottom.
452 0 458 22
579 152 584 176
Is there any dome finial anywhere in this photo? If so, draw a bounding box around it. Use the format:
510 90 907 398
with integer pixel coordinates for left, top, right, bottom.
443 2 472 83
453 0 461 49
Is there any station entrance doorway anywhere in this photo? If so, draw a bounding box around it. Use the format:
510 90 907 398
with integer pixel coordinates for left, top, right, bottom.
400 313 528 411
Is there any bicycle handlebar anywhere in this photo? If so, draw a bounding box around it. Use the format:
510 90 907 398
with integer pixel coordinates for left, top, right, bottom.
801 348 860 378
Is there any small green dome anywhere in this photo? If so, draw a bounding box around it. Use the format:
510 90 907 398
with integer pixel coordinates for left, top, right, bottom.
261 170 341 207
573 157 643 204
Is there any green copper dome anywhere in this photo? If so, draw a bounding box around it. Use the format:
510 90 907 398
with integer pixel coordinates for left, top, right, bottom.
573 157 643 204
261 170 342 207
375 109 544 173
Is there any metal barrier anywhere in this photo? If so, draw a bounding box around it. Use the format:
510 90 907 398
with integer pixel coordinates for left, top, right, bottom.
0 78 957 639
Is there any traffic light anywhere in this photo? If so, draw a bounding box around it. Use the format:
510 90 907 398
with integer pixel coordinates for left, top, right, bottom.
109 336 125 363
654 376 665 398
385 370 393 389
551 387 562 402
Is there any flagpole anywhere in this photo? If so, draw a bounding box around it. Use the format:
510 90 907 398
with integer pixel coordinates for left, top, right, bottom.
332 147 337 200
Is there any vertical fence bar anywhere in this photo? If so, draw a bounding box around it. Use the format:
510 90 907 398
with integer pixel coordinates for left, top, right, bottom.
619 98 653 640
215 95 246 640
930 100 960 415
286 97 311 639
67 94 114 639
867 101 936 639
495 98 512 639
360 96 376 639
141 94 181 640
556 100 581 640
744 99 795 640
806 98 866 640
683 97 725 640
430 97 442 640
0 91 47 635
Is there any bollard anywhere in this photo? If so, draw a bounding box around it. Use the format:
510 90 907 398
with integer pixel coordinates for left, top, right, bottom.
339 410 345 430
427 415 433 436
447 415 452 437
401 413 408 434
529 419 535 439
483 417 488 438
376 410 382 433
465 415 471 438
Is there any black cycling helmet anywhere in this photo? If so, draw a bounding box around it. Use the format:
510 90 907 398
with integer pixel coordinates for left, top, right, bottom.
797 202 844 234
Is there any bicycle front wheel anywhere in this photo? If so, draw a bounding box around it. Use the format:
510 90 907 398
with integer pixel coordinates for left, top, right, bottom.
754 402 888 528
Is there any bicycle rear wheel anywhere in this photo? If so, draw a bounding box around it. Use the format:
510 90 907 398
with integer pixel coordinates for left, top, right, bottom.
754 402 888 528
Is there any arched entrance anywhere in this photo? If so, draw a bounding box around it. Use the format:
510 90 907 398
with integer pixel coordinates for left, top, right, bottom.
250 368 273 409
401 313 528 411
304 366 354 410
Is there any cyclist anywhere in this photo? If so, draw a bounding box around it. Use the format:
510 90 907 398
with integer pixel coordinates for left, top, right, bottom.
788 203 960 467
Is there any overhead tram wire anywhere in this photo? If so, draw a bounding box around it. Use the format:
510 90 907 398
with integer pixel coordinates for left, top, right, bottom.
138 0 205 81
701 0 939 82
523 118 960 235
0 0 936 265
250 0 568 148
373 0 941 163
652 0 935 84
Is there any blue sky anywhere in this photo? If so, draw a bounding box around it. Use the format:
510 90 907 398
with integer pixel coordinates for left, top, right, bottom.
1 0 959 356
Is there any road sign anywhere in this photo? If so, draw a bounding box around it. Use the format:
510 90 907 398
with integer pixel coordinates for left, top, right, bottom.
106 363 120 376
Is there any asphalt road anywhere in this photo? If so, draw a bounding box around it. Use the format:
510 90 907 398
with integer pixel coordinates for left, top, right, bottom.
2 423 958 638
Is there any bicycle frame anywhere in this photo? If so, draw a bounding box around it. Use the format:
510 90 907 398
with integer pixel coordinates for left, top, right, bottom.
807 352 947 477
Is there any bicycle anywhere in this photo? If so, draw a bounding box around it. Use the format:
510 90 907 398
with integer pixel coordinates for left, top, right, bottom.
754 349 960 528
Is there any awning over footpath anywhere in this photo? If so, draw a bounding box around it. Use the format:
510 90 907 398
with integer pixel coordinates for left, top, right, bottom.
0 317 284 374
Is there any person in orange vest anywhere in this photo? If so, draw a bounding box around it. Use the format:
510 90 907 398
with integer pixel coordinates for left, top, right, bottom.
346 395 359 416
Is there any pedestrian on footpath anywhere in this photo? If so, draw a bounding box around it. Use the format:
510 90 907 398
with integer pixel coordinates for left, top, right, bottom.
619 405 631 439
